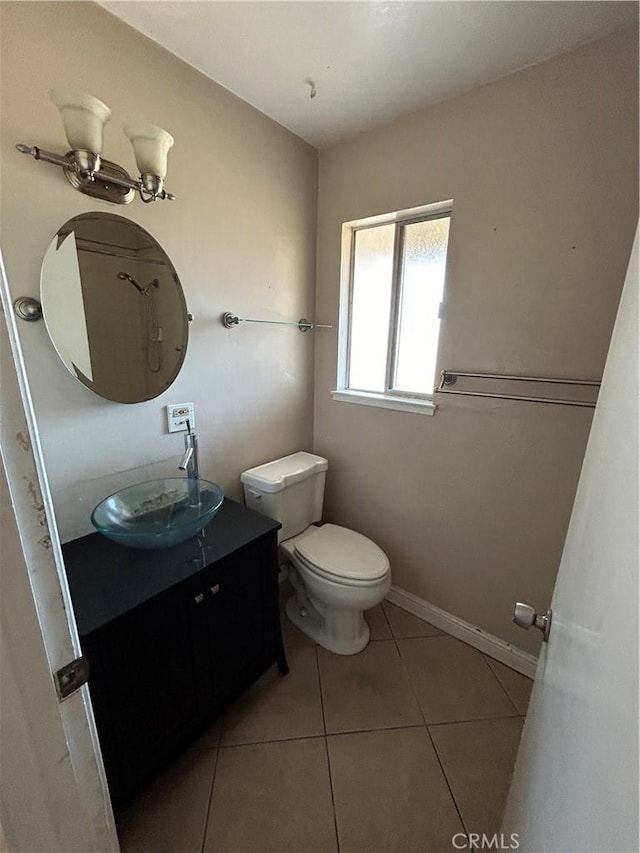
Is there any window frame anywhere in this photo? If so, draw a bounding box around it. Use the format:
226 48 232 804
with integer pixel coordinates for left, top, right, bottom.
334 199 453 416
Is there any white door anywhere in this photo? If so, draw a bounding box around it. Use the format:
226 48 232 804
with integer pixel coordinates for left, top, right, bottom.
0 252 119 852
502 228 639 852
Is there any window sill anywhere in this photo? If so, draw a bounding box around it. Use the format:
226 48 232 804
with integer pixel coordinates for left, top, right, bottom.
331 389 436 416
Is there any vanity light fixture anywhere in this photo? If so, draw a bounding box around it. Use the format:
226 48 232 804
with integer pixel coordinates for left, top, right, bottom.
16 90 175 205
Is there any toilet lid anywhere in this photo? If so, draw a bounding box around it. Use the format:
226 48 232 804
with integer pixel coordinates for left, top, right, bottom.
294 524 389 582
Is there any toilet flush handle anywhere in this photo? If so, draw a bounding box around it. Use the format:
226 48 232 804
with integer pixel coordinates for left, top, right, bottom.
247 488 262 500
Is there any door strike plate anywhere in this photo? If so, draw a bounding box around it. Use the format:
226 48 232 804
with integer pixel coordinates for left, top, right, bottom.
55 655 90 701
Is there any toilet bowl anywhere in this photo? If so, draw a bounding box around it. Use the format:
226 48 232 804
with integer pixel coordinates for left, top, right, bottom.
281 523 391 655
241 452 391 655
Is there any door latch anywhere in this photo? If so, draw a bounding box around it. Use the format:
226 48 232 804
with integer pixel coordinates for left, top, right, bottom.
513 602 552 642
55 655 90 700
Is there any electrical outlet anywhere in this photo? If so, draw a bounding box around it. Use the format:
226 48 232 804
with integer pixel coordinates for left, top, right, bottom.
167 402 195 433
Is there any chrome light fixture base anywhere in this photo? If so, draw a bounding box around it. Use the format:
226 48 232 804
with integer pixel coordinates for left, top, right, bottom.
63 152 136 204
16 144 174 205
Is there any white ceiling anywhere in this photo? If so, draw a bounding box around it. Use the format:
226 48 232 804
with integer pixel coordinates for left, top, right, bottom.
99 1 638 149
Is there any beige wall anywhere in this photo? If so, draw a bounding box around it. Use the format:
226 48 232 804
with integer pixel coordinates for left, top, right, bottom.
2 3 637 656
0 2 318 542
314 28 639 653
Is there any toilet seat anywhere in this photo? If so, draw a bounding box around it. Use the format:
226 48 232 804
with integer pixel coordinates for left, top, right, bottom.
294 552 386 588
293 524 389 585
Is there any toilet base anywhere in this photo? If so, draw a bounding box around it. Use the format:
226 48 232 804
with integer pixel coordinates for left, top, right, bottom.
285 594 370 655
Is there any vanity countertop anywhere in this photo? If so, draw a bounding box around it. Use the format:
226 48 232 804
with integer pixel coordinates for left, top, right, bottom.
62 497 280 637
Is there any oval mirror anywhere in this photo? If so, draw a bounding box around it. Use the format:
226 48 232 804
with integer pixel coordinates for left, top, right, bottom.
41 212 189 404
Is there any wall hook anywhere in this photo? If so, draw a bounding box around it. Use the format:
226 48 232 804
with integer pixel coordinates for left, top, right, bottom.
13 296 43 322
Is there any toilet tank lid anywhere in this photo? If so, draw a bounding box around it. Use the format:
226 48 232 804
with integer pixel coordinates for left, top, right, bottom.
241 452 328 493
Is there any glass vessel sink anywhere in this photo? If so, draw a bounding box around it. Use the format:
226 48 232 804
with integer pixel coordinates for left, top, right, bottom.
91 478 224 549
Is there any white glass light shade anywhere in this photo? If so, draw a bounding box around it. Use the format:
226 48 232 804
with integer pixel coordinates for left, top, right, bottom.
49 90 111 153
123 123 174 179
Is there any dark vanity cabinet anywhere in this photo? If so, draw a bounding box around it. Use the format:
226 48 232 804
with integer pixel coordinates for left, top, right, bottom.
63 499 286 806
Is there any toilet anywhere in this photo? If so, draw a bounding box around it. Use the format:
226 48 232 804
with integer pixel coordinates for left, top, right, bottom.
241 452 391 655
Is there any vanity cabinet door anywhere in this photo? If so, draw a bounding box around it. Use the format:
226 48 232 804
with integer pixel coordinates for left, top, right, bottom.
79 526 284 807
85 579 202 804
203 535 278 706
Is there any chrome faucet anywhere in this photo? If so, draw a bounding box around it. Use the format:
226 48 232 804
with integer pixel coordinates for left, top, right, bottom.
178 420 200 506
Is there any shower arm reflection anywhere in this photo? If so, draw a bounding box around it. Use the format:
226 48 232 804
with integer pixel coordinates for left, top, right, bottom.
117 272 163 373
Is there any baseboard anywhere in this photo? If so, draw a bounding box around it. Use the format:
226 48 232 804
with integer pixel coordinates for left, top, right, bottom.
386 585 538 679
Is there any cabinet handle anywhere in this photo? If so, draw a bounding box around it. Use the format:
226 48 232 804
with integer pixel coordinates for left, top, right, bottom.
194 593 205 604
210 584 220 596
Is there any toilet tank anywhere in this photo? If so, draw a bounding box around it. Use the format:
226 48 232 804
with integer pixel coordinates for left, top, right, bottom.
241 452 328 542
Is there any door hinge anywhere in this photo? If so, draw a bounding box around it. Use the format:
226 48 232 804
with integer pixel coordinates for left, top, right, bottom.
55 654 90 701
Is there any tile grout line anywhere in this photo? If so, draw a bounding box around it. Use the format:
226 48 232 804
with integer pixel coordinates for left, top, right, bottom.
393 626 520 846
397 627 523 718
219 718 471 748
425 722 473 842
325 721 430 739
377 601 393 639
314 644 342 853
219 731 328 749
382 600 444 641
391 626 472 841
199 724 223 853
427 713 523 728
480 654 521 716
391 630 423 720
323 739 342 853
227 720 434 746
386 622 521 720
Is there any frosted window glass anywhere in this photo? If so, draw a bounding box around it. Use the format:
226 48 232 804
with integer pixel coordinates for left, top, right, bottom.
394 217 450 394
348 224 395 392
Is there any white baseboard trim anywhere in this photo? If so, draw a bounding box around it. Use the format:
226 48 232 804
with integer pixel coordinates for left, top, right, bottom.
386 585 538 679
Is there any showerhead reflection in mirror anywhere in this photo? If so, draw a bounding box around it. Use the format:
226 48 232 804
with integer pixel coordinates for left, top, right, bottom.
117 271 160 295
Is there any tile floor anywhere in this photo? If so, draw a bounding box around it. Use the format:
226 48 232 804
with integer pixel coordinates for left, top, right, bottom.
117 587 533 853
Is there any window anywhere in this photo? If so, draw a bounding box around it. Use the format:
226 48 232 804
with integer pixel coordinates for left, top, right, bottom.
334 200 452 415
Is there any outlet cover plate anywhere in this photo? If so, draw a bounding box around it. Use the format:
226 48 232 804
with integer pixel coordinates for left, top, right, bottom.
167 402 195 433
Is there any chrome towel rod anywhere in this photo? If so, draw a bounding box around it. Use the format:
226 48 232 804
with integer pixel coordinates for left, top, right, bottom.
436 370 600 408
222 312 333 332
